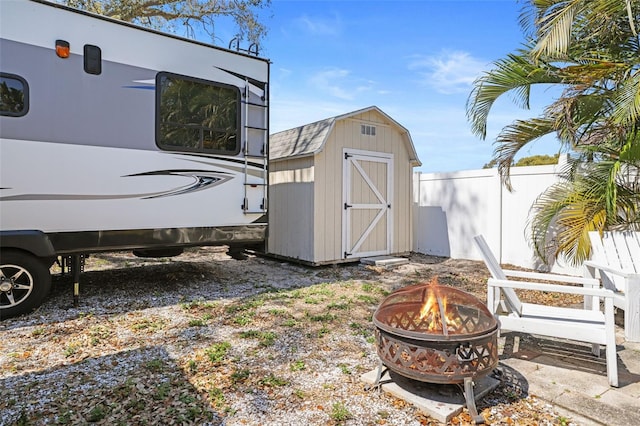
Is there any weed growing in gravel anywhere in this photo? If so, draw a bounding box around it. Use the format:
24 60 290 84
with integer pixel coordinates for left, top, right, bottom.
306 312 337 322
238 330 277 346
87 404 107 422
153 382 171 400
232 312 255 326
259 374 289 387
356 294 378 304
337 363 351 375
327 300 351 310
317 326 331 337
330 402 352 422
231 368 251 384
187 359 198 373
225 298 264 313
180 299 217 310
208 387 225 408
188 319 206 327
88 325 113 345
290 360 306 371
130 317 166 332
307 284 335 297
283 318 297 327
31 327 45 337
63 342 81 357
361 282 375 292
145 359 165 372
349 322 370 337
205 342 231 363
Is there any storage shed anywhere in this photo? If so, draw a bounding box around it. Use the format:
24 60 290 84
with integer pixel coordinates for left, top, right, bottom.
268 106 421 265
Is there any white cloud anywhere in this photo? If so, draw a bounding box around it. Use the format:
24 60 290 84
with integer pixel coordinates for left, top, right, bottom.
309 68 375 101
294 14 342 36
408 51 489 94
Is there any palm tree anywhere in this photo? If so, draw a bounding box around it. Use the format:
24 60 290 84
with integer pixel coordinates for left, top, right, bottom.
466 0 640 265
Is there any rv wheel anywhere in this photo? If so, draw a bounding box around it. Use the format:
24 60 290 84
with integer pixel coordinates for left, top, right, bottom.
0 251 52 319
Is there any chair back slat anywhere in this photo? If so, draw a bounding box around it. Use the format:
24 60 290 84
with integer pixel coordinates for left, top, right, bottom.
589 231 640 291
473 235 523 316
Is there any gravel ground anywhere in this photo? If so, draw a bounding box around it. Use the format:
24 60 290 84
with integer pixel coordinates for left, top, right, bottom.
1 248 581 425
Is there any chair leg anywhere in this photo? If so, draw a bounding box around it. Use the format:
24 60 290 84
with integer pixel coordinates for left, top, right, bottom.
625 276 640 342
604 298 619 387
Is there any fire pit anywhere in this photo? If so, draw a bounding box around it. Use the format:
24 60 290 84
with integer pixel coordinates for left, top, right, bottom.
371 279 499 423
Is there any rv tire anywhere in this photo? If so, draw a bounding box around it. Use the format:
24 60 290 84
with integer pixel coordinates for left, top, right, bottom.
0 250 52 319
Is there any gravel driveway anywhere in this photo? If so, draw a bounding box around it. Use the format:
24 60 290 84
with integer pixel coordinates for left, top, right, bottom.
1 248 579 425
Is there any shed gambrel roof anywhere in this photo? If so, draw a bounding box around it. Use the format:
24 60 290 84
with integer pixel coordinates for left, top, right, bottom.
269 106 421 166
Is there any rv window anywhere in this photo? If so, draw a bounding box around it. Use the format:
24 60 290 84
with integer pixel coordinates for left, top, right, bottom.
0 73 28 117
157 73 240 155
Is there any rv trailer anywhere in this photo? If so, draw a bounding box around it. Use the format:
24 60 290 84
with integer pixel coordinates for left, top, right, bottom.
0 0 270 318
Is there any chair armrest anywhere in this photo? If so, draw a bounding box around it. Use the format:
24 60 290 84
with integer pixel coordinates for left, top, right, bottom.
488 278 616 299
583 260 637 278
502 269 600 287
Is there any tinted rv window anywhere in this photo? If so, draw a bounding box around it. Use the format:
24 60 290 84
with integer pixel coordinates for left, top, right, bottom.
0 73 28 117
157 73 240 154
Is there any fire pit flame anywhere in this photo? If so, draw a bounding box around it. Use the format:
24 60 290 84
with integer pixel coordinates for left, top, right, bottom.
418 278 459 336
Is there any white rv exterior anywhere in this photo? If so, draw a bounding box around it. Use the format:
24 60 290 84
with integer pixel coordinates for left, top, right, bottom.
0 0 270 317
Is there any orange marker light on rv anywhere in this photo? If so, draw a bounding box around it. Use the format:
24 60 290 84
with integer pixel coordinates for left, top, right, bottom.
55 40 70 58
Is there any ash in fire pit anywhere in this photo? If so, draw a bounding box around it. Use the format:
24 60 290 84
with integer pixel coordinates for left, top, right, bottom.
370 278 499 423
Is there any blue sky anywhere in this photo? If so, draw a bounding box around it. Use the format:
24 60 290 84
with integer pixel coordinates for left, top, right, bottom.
246 0 561 173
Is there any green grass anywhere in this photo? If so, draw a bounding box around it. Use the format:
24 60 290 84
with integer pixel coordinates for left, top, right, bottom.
238 330 277 346
259 374 289 387
145 359 165 372
290 360 306 372
330 402 352 422
231 369 251 384
205 342 231 363
306 312 337 322
209 387 225 408
337 363 351 375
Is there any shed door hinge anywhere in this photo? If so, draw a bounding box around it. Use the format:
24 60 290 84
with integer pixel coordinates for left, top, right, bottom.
344 203 352 210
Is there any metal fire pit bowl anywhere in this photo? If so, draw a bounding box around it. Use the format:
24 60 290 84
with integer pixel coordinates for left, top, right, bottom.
373 283 499 384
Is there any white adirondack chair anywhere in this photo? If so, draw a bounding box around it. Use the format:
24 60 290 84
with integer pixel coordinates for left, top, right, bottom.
584 231 640 342
473 235 620 387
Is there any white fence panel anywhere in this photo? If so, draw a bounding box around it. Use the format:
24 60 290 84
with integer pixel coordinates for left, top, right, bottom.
413 156 579 274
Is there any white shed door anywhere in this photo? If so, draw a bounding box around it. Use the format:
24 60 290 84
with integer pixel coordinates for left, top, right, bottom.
342 149 393 259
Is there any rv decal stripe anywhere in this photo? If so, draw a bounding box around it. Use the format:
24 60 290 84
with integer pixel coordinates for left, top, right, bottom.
123 85 155 90
0 170 232 201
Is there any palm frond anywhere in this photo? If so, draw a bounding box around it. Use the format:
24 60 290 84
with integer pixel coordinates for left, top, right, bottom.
466 52 562 138
493 118 557 189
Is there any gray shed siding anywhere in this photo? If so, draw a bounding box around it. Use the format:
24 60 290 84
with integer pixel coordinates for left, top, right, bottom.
268 156 315 260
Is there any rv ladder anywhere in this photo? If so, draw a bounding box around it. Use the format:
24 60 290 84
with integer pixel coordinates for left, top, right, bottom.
241 79 268 215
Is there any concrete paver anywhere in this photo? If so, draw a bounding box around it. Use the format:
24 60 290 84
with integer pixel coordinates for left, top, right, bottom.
498 327 640 426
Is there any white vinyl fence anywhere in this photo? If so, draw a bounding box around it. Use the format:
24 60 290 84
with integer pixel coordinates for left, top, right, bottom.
412 155 579 274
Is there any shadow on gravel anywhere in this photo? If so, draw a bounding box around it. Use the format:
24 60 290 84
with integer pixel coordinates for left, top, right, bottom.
0 345 223 425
